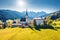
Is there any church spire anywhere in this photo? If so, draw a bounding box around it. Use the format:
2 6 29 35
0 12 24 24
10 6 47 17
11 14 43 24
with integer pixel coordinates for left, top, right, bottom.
26 9 28 16
26 9 28 23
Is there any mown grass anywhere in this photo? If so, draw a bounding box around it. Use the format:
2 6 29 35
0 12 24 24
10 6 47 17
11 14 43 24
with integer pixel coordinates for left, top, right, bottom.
0 27 60 40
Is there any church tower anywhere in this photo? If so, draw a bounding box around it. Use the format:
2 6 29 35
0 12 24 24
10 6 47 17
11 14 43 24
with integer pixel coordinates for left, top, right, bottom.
26 9 28 23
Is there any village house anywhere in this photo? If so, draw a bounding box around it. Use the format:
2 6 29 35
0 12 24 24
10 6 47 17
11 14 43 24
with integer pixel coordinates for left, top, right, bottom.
33 17 45 26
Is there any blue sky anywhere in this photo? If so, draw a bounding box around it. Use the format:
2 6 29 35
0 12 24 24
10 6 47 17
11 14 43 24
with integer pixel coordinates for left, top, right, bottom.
0 0 60 13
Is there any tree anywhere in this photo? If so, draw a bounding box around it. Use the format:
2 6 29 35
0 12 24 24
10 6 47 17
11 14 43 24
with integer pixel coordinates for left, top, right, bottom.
6 19 13 28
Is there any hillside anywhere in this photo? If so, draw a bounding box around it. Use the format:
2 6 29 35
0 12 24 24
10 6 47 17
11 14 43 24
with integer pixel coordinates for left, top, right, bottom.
45 10 60 20
43 10 60 28
50 10 60 20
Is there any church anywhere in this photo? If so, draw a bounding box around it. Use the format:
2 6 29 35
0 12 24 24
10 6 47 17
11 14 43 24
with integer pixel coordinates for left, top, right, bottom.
20 9 29 27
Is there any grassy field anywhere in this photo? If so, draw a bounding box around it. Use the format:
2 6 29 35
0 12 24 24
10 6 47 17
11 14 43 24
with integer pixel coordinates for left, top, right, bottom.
0 27 60 40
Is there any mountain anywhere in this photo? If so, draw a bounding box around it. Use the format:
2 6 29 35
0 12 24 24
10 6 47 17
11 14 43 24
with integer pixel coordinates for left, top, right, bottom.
28 11 47 18
50 10 60 20
44 10 60 20
0 10 48 22
22 11 48 19
0 10 26 22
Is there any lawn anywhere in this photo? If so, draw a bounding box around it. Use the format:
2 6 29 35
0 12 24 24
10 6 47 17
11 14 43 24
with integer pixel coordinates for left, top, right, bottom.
0 27 60 40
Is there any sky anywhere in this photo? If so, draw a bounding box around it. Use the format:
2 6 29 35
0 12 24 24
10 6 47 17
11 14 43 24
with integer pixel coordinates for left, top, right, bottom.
0 0 60 13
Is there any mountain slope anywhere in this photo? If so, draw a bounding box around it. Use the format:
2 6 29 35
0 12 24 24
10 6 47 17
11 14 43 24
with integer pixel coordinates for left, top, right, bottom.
45 10 60 20
50 10 60 20
0 10 25 22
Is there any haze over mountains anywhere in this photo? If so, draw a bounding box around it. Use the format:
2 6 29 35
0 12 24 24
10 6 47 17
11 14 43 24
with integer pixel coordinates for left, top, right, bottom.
0 10 60 22
0 10 48 22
